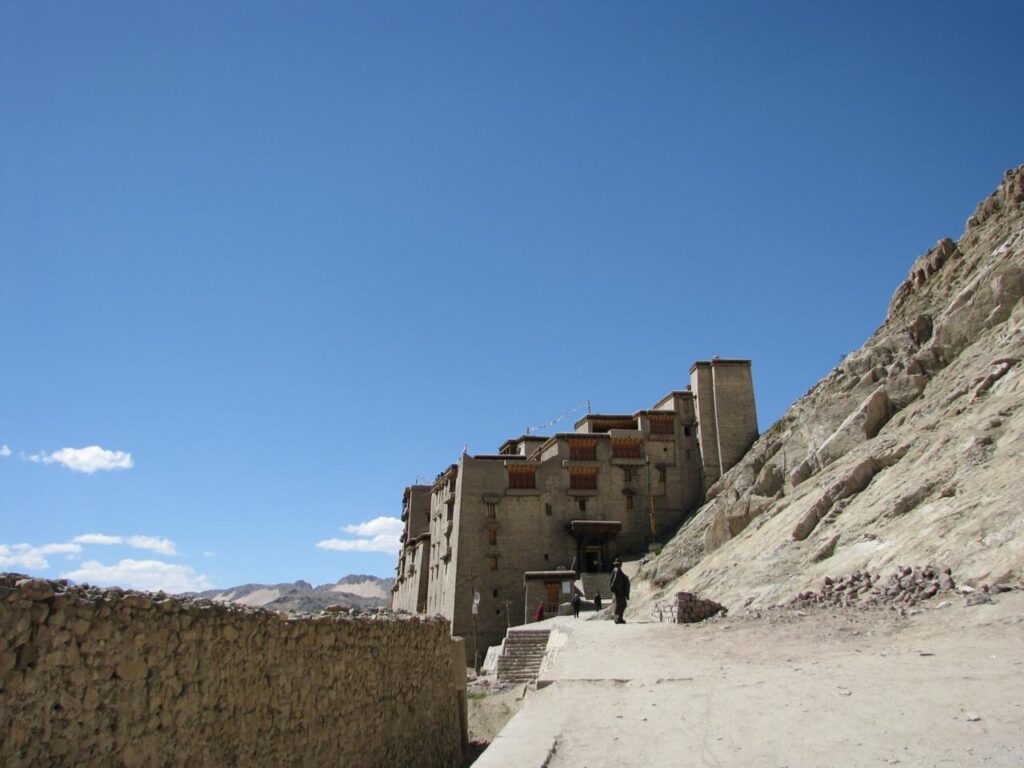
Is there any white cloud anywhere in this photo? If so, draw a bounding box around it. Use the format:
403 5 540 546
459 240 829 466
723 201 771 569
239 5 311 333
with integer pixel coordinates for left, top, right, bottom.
72 533 122 545
0 542 82 571
0 445 11 457
202 550 216 558
28 445 133 474
342 516 404 538
317 516 403 555
124 535 176 555
61 559 213 593
72 533 177 555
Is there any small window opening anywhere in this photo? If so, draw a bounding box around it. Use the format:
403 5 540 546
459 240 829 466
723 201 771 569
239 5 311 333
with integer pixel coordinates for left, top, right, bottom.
578 499 587 512
545 503 552 516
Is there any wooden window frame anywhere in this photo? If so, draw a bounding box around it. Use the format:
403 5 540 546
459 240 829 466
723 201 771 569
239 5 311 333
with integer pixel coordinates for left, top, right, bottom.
567 438 598 461
569 467 598 491
649 415 675 435
507 465 537 490
611 439 642 459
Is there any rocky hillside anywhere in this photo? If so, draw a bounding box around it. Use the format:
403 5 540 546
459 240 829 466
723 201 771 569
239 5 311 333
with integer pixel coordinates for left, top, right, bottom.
635 166 1024 612
191 575 394 612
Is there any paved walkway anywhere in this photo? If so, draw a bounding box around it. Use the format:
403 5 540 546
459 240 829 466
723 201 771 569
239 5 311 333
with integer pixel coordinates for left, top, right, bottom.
472 599 1024 767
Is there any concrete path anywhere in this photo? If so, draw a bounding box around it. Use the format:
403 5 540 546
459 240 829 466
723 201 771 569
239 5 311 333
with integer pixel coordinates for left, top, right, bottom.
472 597 1024 767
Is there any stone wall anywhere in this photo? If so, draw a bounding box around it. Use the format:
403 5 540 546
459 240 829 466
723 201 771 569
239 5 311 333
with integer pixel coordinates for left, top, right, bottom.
0 574 464 768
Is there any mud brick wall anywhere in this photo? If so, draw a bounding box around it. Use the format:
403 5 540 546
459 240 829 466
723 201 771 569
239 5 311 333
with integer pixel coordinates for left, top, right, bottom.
0 574 464 768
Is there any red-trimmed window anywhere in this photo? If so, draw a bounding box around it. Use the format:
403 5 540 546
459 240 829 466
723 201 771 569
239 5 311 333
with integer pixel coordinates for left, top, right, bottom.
649 414 675 435
508 465 537 490
570 467 598 491
568 439 597 460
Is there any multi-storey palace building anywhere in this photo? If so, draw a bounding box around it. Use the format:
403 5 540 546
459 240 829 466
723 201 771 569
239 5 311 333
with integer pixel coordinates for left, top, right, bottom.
391 359 758 662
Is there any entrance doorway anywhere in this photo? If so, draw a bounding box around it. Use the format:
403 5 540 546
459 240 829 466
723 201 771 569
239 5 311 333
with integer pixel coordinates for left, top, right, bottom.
545 582 561 613
583 546 603 573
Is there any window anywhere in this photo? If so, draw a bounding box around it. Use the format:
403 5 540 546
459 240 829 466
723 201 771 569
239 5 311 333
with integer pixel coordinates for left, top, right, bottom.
649 414 674 435
612 438 642 459
508 465 537 489
545 503 553 516
568 438 597 461
493 589 498 597
657 466 667 483
544 553 549 560
578 499 587 512
489 557 498 571
683 426 692 437
570 467 598 490
488 528 497 546
685 449 692 460
626 494 634 511
486 502 496 519
622 467 633 483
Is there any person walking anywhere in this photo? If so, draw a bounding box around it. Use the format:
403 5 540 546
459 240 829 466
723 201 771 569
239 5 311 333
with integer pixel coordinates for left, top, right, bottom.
571 591 582 618
593 592 603 612
609 559 630 624
534 600 545 622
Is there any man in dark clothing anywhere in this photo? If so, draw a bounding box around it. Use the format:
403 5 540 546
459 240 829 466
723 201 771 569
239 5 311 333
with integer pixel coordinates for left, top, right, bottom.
571 592 582 618
609 559 630 624
593 592 603 612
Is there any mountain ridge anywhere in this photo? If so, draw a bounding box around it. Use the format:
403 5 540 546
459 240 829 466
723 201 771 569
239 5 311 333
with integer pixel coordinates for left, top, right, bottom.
188 574 394 612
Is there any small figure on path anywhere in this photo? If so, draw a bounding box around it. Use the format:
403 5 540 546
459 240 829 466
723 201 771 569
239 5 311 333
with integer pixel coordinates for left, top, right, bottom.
609 559 630 624
571 591 582 618
594 592 603 612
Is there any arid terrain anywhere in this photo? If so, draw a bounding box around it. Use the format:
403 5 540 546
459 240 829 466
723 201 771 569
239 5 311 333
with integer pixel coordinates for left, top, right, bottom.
188 574 394 612
471 592 1023 767
468 167 1023 766
636 165 1023 614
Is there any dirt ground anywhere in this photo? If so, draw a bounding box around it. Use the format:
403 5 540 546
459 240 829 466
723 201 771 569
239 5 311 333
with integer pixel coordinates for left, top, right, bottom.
467 678 525 742
469 590 1024 767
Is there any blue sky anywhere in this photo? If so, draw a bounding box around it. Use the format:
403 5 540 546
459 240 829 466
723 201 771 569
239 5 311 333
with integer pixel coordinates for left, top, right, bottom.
1 2 1021 591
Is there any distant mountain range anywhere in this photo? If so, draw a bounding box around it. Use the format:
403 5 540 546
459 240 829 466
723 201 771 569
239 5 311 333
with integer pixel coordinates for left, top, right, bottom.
189 574 394 613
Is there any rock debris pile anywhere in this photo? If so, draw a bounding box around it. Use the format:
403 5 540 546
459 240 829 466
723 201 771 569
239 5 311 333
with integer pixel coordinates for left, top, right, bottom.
787 566 958 610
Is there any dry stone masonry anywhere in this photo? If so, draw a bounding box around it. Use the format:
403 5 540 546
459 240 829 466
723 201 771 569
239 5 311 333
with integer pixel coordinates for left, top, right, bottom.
0 574 465 768
652 592 727 623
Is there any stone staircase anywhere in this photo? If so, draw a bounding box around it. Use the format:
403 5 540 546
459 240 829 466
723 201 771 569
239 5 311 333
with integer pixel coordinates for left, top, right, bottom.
577 572 608 600
495 629 551 683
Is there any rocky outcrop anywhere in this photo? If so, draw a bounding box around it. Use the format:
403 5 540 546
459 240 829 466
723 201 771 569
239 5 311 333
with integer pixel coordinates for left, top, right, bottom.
638 166 1024 611
0 574 464 768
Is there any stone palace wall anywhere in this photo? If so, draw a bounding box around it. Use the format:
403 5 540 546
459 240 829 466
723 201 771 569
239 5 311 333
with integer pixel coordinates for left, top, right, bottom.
0 574 464 768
